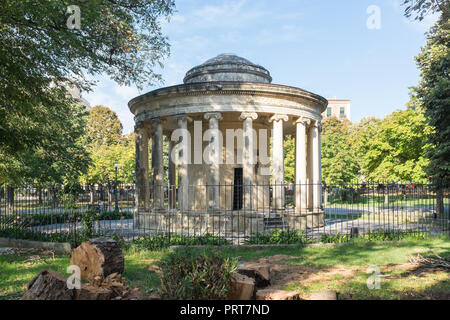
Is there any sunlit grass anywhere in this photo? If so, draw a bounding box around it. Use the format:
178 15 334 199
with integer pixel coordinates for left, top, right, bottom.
0 235 448 300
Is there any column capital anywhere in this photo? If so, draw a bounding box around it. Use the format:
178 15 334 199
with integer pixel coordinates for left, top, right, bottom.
173 114 192 123
293 117 311 126
204 112 223 121
149 117 166 125
269 114 289 123
240 112 258 121
310 119 322 132
134 121 145 130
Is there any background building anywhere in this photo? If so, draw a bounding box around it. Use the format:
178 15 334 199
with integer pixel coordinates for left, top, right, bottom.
323 97 351 121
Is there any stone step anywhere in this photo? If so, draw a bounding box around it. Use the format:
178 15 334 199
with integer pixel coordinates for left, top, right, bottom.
263 217 285 231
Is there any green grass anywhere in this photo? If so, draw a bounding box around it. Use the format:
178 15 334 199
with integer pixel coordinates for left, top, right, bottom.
0 252 70 300
1 235 449 300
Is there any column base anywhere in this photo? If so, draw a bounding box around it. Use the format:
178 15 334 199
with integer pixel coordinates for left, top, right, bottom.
283 209 325 230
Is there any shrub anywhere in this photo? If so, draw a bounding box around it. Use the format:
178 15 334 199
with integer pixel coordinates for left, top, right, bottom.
362 229 428 241
158 248 237 300
130 234 229 251
0 210 133 228
319 232 349 243
245 230 309 245
318 229 428 243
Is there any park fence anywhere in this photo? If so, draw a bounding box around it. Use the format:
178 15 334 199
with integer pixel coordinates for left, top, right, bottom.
0 182 448 246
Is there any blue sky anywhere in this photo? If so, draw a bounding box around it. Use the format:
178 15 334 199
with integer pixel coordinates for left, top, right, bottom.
85 0 438 134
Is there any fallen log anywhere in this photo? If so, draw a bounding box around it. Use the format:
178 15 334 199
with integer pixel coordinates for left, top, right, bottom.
70 237 124 281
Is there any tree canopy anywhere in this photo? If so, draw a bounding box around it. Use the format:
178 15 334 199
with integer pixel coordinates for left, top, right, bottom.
81 106 136 185
402 0 448 21
86 105 124 147
0 0 173 184
413 6 450 184
352 106 432 183
321 117 359 184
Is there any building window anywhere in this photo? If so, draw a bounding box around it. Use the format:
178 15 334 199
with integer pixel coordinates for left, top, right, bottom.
327 107 332 117
340 107 345 118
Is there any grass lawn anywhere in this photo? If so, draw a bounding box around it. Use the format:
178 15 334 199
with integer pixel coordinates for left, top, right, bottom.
1 235 449 300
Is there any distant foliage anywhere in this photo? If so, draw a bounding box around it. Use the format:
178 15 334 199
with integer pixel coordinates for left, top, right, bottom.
352 106 432 183
158 249 237 300
321 117 359 184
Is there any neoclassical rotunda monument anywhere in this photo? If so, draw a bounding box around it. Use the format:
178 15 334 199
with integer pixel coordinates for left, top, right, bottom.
129 54 327 235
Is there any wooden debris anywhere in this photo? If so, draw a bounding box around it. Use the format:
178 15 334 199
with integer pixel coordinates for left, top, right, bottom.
255 289 300 300
308 290 338 300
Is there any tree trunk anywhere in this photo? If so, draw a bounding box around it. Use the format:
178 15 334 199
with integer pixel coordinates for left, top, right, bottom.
38 187 43 205
99 185 105 201
436 188 444 217
21 270 74 300
6 186 14 214
70 238 124 281
89 184 95 205
51 187 58 208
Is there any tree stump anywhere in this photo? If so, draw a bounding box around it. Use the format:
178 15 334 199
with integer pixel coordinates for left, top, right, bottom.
21 270 74 300
75 284 112 300
70 237 124 281
227 273 255 300
237 262 271 288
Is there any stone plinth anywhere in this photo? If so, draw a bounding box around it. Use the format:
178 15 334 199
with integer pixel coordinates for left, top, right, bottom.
134 209 324 236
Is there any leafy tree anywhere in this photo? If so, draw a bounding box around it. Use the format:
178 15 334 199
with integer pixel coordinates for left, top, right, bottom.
283 136 295 184
0 97 90 186
82 108 135 185
352 107 432 183
86 105 124 147
321 117 359 184
413 9 450 185
0 0 173 173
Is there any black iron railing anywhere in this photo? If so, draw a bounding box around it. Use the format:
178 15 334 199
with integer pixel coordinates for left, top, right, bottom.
0 183 448 246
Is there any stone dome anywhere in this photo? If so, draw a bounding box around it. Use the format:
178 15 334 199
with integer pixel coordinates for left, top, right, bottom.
183 54 272 84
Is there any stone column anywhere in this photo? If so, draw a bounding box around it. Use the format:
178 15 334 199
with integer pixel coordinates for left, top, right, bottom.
204 112 222 211
175 115 191 212
270 114 288 211
135 122 150 211
307 124 314 210
168 140 176 209
151 118 164 211
311 120 322 210
240 112 258 211
295 117 310 213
